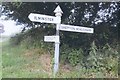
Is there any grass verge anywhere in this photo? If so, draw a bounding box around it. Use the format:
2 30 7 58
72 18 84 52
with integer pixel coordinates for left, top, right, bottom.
1 40 118 78
2 40 53 78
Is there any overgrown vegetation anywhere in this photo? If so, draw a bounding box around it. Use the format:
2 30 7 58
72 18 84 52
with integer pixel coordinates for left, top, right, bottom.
1 2 119 78
2 27 117 78
2 40 53 78
2 39 118 78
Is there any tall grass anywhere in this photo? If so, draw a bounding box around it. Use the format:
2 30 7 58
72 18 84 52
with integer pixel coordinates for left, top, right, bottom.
2 39 119 78
2 40 52 78
1 32 118 78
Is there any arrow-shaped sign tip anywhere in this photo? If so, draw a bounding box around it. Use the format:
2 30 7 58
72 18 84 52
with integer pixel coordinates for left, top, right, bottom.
28 13 32 20
54 5 63 14
28 13 35 21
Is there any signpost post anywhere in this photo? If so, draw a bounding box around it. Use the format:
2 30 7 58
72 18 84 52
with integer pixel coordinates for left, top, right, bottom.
28 5 94 76
53 5 63 75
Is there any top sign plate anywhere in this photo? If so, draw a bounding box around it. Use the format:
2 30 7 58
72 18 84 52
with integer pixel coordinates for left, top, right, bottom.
59 24 94 33
28 13 60 24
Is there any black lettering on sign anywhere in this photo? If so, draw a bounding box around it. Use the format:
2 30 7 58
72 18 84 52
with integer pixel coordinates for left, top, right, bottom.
61 26 66 29
34 16 37 20
42 17 45 20
76 28 82 31
51 18 53 21
35 16 54 22
69 27 75 30
84 29 91 31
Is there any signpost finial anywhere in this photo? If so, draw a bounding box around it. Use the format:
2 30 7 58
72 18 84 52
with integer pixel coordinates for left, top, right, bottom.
54 5 63 14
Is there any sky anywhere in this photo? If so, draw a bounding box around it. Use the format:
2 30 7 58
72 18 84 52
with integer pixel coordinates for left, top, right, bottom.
0 16 24 36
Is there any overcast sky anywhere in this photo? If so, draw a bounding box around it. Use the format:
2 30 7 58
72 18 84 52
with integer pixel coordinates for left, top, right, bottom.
0 16 24 36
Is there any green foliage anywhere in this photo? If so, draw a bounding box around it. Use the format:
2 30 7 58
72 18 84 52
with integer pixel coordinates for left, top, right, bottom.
68 48 84 66
11 1 22 8
86 41 118 77
87 41 100 69
2 40 51 78
8 26 118 77
102 43 118 57
10 26 55 50
60 44 84 66
2 2 119 50
118 43 120 76
3 2 119 27
60 44 71 64
10 33 24 46
2 39 118 78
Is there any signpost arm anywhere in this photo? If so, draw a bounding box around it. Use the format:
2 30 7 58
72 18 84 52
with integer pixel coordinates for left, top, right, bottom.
54 5 63 75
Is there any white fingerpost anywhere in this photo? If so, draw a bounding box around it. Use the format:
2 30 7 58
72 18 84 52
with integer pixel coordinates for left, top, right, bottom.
28 5 94 76
53 5 63 75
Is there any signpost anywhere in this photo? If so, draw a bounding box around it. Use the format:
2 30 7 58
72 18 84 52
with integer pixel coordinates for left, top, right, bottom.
60 24 94 33
44 36 59 43
28 13 60 24
28 5 94 76
53 5 63 75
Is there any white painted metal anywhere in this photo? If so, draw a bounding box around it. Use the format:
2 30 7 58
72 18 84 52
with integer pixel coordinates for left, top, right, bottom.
59 24 94 33
44 36 59 43
28 13 60 24
53 5 63 75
